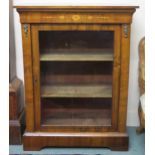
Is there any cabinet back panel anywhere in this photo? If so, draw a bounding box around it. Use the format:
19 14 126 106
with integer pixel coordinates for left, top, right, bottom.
40 62 113 85
41 98 112 127
39 31 114 51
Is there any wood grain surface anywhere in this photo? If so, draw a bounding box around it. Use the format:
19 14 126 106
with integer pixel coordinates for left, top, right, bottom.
16 6 138 150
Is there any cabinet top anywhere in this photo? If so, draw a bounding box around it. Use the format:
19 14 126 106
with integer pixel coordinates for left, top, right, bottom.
15 6 138 13
15 6 138 24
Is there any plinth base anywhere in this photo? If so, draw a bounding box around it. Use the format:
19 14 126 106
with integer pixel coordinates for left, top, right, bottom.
23 131 129 151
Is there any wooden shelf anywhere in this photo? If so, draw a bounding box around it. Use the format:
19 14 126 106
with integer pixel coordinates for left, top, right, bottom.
40 49 113 61
41 84 112 98
42 108 111 126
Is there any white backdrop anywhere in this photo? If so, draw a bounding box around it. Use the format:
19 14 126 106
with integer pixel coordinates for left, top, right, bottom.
12 0 145 126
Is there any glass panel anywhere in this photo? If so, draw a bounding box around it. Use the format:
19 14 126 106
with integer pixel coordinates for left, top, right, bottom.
39 31 114 127
41 98 112 126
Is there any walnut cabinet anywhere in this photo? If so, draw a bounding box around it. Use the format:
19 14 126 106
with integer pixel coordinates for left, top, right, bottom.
16 6 138 151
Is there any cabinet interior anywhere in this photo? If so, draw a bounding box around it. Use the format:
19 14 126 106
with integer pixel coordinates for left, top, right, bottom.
39 30 114 127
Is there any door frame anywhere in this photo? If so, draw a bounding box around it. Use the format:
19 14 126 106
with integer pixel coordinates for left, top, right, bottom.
31 24 121 132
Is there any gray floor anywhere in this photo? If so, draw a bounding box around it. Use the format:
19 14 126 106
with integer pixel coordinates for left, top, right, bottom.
9 127 145 155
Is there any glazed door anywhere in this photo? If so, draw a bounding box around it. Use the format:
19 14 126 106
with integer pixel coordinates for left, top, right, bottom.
31 24 121 132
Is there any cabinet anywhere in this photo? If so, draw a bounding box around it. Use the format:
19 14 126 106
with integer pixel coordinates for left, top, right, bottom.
16 6 138 151
9 0 25 144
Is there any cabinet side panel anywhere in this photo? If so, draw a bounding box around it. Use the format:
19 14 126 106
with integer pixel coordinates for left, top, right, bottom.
118 24 131 132
21 24 34 131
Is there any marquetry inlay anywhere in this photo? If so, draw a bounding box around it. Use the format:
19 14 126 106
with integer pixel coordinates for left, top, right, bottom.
72 15 81 21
